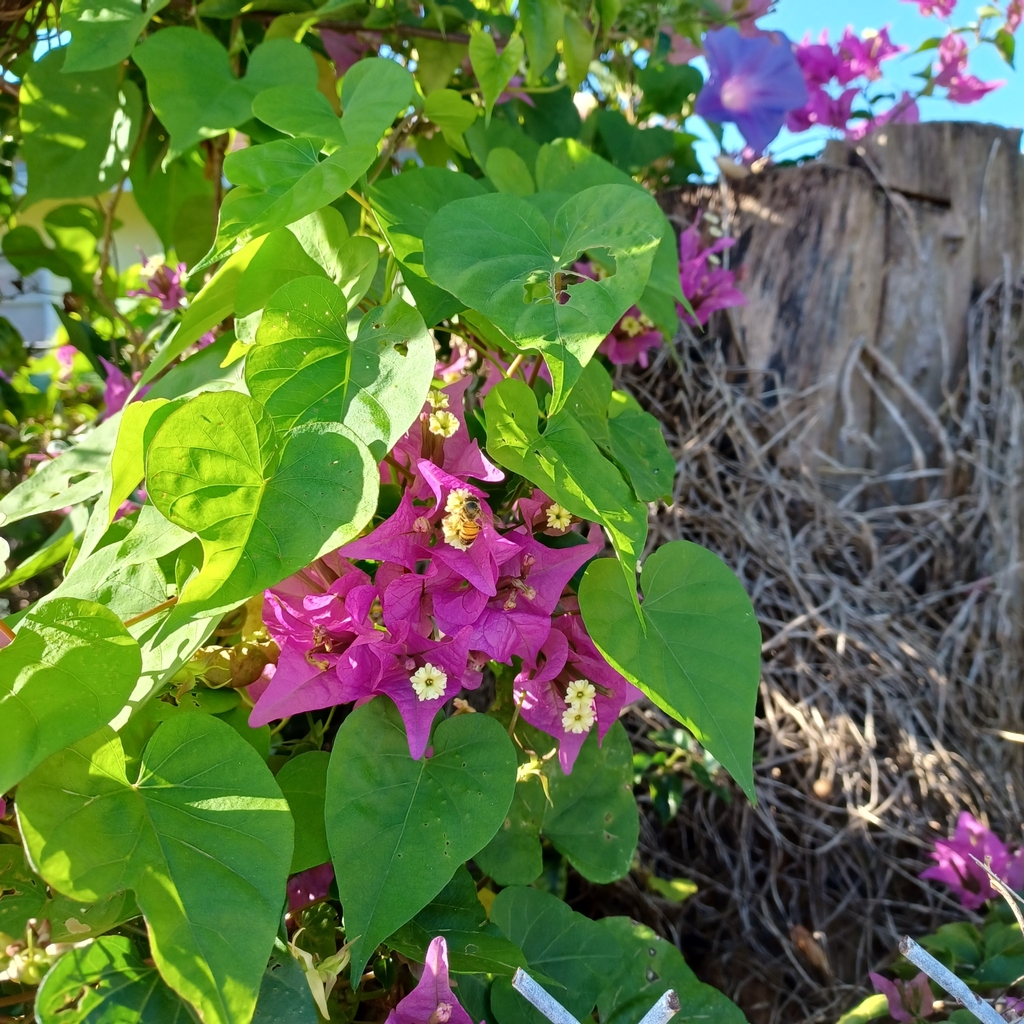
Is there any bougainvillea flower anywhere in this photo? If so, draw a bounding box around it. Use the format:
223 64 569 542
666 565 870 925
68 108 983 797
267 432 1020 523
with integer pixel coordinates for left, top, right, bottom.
785 86 857 132
938 45 1004 104
417 462 520 596
339 491 435 570
248 564 383 727
678 220 747 327
694 27 808 153
469 530 602 662
388 376 504 487
98 357 149 418
1008 0 1023 32
794 30 839 87
901 0 955 16
835 27 904 84
287 863 335 915
55 344 77 381
919 811 1019 908
128 256 187 310
868 972 934 1023
320 28 382 72
384 937 473 1024
356 622 477 759
515 614 639 772
599 307 663 368
844 92 919 141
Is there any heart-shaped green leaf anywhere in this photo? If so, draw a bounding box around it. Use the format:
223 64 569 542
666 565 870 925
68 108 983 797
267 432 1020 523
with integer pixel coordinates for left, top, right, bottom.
369 166 488 326
596 917 747 1024
325 699 517 982
133 30 318 158
339 57 417 148
34 936 194 1023
245 282 433 455
475 721 638 885
423 184 662 412
18 715 293 1024
387 866 528 975
469 30 525 121
276 750 330 874
484 378 647 579
195 139 377 272
578 540 761 801
146 390 378 626
489 886 621 1024
0 597 141 793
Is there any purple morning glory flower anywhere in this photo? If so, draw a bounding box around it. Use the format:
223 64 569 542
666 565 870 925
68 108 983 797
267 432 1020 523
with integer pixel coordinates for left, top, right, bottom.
384 937 473 1024
695 27 808 153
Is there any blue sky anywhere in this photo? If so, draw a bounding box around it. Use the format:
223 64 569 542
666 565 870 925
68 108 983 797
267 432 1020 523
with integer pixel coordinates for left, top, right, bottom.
689 0 1023 174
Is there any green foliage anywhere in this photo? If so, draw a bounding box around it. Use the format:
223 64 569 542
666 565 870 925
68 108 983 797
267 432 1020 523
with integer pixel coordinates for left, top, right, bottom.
145 390 378 625
245 282 433 455
579 541 762 800
596 918 747 1024
276 750 331 873
325 698 518 982
489 886 621 1024
485 377 648 576
18 715 293 1024
19 50 142 207
0 597 141 792
134 32 318 158
424 184 663 412
387 866 528 975
34 936 193 1022
0 6 761 1021
475 721 639 885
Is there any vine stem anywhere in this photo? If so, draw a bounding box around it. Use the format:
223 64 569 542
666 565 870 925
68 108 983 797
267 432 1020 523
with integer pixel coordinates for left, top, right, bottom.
0 620 15 648
528 354 544 386
505 353 524 378
123 596 178 628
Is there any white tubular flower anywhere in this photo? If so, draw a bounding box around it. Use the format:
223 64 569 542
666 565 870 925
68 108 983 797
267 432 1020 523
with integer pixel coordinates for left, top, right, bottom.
428 410 459 437
545 503 573 531
441 515 470 551
565 679 596 707
427 389 450 410
562 703 596 734
445 488 470 513
411 662 448 701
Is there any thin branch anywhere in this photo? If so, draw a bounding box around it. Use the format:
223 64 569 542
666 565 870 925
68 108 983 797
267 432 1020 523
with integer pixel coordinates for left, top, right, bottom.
123 596 178 628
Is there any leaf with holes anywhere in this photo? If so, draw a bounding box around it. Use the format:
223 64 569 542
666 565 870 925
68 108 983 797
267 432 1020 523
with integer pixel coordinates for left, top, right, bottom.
424 184 662 412
245 282 433 457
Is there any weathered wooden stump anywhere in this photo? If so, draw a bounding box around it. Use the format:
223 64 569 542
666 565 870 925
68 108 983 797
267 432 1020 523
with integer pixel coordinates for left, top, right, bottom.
664 122 1024 499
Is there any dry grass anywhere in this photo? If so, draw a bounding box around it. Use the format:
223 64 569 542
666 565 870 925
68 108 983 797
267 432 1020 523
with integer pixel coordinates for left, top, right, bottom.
600 274 1024 1024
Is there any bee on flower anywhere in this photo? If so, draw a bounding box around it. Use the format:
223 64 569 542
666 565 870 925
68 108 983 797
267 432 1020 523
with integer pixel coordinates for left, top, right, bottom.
441 488 483 550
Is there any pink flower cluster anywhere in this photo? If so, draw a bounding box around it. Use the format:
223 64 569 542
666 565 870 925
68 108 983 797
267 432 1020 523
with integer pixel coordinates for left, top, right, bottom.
787 27 911 133
933 32 1005 104
919 811 1024 909
127 257 188 311
249 375 639 772
589 222 746 368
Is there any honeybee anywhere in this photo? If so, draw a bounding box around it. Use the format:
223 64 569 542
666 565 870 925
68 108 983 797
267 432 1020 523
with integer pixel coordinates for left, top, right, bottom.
442 494 483 550
454 497 483 546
